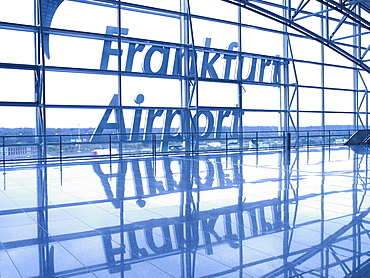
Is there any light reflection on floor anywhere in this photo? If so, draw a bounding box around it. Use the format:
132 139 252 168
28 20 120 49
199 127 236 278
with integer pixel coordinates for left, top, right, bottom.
1 146 370 277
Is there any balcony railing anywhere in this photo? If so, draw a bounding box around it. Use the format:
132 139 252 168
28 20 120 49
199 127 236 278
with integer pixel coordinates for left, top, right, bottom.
0 129 354 164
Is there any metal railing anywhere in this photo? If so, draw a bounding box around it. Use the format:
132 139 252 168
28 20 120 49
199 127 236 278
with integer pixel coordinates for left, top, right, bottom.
0 129 354 164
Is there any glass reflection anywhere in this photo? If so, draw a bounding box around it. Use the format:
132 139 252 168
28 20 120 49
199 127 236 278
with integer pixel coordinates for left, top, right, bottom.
1 147 370 277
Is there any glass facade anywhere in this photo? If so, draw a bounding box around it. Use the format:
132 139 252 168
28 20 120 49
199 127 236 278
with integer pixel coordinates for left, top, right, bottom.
1 0 370 150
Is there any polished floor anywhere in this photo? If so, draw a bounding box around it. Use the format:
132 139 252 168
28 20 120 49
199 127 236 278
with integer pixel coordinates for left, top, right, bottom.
1 146 370 277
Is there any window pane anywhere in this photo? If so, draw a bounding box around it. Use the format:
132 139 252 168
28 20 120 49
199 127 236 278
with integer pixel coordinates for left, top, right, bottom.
0 69 34 102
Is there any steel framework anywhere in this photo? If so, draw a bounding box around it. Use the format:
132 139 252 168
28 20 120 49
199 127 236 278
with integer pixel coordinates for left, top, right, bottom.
1 0 369 151
223 0 370 140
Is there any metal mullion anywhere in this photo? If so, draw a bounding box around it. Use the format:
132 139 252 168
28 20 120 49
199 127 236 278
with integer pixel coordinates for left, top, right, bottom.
44 27 185 48
316 0 370 29
292 83 359 92
0 63 38 70
331 31 370 42
292 0 311 20
228 0 345 22
359 71 369 128
288 112 297 131
354 6 361 128
238 2 243 148
185 0 199 110
287 34 299 133
360 43 370 59
283 58 355 70
288 87 297 109
294 7 337 21
321 3 326 132
329 10 353 41
35 0 47 158
357 114 364 126
223 0 370 73
0 21 38 32
70 0 182 19
357 89 366 111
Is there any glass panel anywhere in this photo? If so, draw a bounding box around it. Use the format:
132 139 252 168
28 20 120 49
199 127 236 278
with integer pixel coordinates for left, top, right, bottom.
0 107 35 128
0 30 34 64
241 28 283 57
121 77 181 107
0 0 34 25
241 8 282 30
242 85 281 110
243 111 280 128
45 72 117 106
198 82 238 107
293 62 322 87
0 69 34 102
192 19 238 49
121 9 180 43
325 89 353 112
50 1 117 34
127 0 180 11
46 35 108 69
46 108 105 129
324 66 354 90
325 112 353 127
189 0 238 21
324 47 353 67
299 88 322 111
299 112 322 128
289 36 322 63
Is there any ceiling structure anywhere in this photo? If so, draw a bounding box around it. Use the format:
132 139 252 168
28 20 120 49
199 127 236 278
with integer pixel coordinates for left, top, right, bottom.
223 0 370 73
